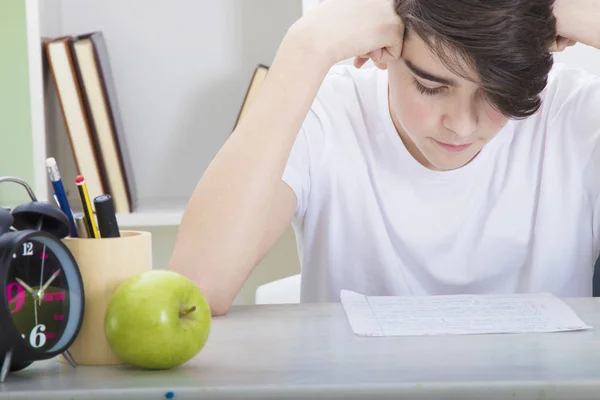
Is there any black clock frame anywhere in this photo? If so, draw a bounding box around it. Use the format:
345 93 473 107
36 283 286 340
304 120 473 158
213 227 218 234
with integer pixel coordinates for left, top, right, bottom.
0 176 85 382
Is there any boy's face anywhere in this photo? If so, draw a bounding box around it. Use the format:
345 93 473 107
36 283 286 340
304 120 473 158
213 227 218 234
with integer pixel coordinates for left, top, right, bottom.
385 32 509 171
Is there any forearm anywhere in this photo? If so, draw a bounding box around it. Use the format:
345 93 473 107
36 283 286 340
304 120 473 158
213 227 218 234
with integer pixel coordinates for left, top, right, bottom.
168 24 331 315
553 0 600 49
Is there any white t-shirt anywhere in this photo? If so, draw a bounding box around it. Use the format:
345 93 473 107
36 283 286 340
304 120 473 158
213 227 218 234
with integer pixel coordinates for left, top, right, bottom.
281 62 600 303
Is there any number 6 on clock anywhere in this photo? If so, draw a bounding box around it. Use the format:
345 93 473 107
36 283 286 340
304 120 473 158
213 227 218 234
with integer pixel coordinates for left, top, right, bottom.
29 324 47 349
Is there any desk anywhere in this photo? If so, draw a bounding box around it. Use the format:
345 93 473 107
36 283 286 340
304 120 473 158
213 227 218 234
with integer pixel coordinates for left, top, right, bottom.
2 299 600 399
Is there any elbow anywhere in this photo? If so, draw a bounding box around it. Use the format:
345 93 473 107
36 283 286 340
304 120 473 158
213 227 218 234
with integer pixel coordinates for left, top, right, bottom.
167 256 237 317
182 279 233 316
210 303 230 316
206 290 235 316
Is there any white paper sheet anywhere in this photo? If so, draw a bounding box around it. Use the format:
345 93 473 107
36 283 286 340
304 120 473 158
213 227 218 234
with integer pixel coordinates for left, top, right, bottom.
340 290 592 337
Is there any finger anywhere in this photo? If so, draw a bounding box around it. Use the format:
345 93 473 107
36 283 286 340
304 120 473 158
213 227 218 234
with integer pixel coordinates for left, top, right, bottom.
368 49 383 63
557 37 570 51
368 45 402 70
550 38 562 52
354 56 372 69
355 50 386 69
550 41 566 52
372 49 393 70
353 55 369 69
552 36 575 52
355 42 403 70
380 44 403 63
373 61 387 70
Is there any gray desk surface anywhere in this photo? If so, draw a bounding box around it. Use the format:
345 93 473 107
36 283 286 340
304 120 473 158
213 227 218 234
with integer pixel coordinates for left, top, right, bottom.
2 299 600 399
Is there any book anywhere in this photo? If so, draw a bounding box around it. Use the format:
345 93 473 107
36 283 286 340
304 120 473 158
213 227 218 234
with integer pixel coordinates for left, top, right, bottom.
71 32 135 214
233 64 269 130
44 37 105 203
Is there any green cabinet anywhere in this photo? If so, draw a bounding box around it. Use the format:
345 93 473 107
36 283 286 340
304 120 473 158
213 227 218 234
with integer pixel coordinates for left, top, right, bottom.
0 0 35 208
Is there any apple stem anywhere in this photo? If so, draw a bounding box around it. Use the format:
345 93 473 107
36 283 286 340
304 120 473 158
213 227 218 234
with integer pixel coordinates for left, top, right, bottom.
179 305 196 318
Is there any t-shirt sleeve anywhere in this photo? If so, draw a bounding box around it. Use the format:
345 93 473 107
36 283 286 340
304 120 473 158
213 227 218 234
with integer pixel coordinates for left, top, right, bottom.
586 108 600 241
545 65 600 239
281 103 329 221
569 76 600 240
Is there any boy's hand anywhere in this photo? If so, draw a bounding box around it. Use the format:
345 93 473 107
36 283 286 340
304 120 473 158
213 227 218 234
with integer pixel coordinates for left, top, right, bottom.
550 36 577 52
552 0 600 51
295 0 405 68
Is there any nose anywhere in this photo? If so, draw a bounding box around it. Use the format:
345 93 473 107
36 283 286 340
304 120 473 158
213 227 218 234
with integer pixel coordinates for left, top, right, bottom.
443 101 478 138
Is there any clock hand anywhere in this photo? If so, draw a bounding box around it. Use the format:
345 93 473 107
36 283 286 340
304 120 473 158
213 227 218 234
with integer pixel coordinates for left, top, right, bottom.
15 277 34 294
34 297 38 326
40 270 60 292
38 245 46 305
15 278 40 325
38 245 47 305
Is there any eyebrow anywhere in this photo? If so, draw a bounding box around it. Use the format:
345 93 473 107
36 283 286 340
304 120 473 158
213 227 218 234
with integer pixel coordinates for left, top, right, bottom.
405 60 457 86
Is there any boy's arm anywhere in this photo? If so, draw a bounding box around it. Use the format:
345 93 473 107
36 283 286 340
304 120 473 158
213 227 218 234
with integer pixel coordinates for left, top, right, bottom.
168 32 330 316
167 0 405 316
553 0 600 50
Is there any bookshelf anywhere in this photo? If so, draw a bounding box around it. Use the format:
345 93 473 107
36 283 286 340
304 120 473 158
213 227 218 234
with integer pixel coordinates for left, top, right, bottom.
23 0 304 228
116 208 184 228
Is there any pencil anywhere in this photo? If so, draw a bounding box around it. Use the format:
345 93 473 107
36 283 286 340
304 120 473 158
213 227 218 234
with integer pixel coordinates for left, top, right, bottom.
46 157 78 237
75 175 99 238
74 212 90 238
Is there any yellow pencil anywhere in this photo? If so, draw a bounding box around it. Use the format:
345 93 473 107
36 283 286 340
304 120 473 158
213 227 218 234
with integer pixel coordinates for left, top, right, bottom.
75 175 99 238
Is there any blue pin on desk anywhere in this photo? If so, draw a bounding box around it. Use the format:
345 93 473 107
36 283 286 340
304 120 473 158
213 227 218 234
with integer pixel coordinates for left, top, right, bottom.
45 157 78 237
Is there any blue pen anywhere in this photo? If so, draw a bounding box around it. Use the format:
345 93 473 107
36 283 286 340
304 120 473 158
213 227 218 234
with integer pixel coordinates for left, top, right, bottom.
45 157 78 237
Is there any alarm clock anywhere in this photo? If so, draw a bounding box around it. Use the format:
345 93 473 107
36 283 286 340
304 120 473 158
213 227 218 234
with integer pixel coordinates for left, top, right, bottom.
0 176 85 382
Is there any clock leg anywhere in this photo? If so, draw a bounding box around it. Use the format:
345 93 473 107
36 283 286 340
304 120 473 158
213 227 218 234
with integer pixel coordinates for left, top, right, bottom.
62 350 76 368
0 349 12 383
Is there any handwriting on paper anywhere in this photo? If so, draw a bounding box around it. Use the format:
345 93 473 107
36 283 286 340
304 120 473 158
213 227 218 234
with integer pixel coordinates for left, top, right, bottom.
340 290 592 337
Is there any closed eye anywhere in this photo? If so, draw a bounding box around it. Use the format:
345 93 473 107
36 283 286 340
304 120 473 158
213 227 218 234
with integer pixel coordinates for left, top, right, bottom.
413 78 445 96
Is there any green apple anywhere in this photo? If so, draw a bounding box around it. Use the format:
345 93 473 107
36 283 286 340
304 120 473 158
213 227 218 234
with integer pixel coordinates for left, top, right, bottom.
104 270 211 369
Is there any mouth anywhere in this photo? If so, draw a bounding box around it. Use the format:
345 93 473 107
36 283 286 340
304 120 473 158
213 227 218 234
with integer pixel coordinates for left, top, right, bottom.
434 139 473 153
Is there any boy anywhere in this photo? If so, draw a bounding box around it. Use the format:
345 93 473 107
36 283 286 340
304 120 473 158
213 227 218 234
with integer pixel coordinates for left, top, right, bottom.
169 0 600 315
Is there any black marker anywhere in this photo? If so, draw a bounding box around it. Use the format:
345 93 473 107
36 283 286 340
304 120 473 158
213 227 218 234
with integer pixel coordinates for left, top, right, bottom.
93 194 120 238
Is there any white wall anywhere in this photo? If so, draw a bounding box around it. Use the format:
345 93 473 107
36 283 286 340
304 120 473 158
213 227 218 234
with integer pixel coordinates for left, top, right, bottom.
554 43 600 75
41 0 304 210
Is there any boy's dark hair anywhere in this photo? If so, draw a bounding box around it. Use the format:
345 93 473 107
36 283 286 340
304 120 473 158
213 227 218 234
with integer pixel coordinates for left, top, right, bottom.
396 0 557 119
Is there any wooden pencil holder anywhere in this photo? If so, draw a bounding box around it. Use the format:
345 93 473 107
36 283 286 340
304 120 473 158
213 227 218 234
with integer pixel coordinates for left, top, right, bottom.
58 230 153 366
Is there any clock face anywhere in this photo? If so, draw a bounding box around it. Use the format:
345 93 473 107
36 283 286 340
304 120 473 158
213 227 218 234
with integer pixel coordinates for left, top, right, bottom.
5 237 71 353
